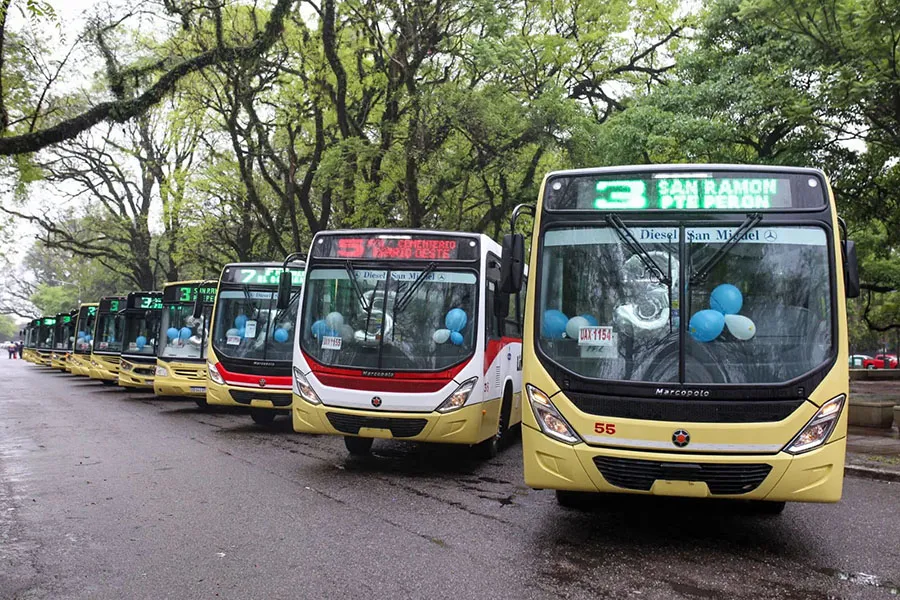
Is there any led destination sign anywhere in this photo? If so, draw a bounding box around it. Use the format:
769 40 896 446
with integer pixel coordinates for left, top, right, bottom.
125 293 163 310
546 172 826 211
223 266 305 286
99 297 124 313
313 234 479 261
163 284 218 304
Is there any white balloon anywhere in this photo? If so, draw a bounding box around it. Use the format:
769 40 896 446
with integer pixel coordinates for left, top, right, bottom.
340 324 354 342
565 316 590 340
226 328 239 337
725 314 756 340
432 328 451 344
325 311 344 331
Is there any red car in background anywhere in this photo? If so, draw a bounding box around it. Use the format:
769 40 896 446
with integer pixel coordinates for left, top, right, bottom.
862 354 898 369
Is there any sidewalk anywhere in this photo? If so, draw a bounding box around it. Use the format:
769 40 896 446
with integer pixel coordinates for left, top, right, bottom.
845 425 900 483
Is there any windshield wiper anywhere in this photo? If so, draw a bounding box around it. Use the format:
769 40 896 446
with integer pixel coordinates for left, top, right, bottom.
690 213 763 284
394 262 437 315
344 260 369 309
605 214 671 287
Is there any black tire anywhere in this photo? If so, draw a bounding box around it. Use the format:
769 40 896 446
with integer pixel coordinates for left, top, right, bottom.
556 490 590 509
752 501 786 516
250 409 276 425
194 397 209 410
101 380 116 386
344 436 374 456
474 386 513 460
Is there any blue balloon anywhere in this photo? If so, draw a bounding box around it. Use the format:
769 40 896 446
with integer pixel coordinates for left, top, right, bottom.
542 309 569 339
274 328 289 343
710 284 743 315
237 327 245 338
136 335 147 349
580 314 599 327
84 335 92 342
167 327 180 340
311 319 326 338
234 314 248 329
179 327 192 340
445 308 468 332
77 331 86 338
689 310 725 343
450 331 464 346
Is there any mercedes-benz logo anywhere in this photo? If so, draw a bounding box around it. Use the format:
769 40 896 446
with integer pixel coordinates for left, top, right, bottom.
259 378 267 387
764 230 777 242
672 429 690 448
371 396 382 407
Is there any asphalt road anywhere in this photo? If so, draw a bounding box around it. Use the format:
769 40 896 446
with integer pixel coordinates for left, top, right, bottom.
1 358 898 600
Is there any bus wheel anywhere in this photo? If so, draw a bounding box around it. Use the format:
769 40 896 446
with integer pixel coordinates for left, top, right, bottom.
752 501 786 516
101 380 116 386
555 490 591 509
194 397 209 410
344 436 373 456
250 409 276 425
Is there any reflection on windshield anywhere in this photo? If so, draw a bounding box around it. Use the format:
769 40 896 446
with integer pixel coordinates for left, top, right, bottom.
301 268 477 371
212 289 298 362
122 313 160 356
159 305 211 360
95 314 123 353
38 326 54 349
75 315 96 353
56 323 75 351
538 225 833 385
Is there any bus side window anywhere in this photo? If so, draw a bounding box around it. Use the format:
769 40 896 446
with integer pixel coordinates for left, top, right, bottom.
506 276 527 338
485 280 502 349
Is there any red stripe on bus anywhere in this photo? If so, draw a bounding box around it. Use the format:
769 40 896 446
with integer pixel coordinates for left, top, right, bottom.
214 362 292 387
302 350 466 393
484 337 521 374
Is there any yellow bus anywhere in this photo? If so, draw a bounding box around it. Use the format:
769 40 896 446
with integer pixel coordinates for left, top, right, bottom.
502 165 860 512
50 310 76 372
289 229 525 458
23 319 39 363
89 296 126 385
34 316 56 366
154 281 217 405
206 262 305 424
118 291 163 390
70 303 98 376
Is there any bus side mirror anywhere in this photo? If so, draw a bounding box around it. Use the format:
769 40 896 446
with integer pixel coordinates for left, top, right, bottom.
191 294 203 319
843 240 860 298
500 233 525 294
494 291 510 320
276 271 292 310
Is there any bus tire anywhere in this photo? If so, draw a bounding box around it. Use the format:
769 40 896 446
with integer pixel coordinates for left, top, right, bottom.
555 490 590 509
101 380 116 386
344 436 373 456
250 409 276 425
475 386 513 459
194 397 209 410
752 501 786 516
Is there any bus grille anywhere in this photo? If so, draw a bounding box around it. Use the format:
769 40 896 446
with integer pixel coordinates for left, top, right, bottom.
173 368 204 380
593 457 772 495
567 394 803 423
228 390 292 407
325 413 427 438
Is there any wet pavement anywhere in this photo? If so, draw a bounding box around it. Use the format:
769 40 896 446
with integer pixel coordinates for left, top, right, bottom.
2 358 899 600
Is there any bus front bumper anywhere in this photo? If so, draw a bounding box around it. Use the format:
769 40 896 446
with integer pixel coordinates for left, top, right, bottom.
153 363 207 398
292 396 503 445
68 354 89 376
89 355 120 381
207 379 290 411
118 361 155 389
521 424 846 503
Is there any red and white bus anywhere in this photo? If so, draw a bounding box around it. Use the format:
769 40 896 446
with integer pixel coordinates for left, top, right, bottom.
288 229 525 457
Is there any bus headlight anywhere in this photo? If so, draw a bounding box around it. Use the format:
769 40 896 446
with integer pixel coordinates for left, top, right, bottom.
207 362 225 385
293 367 321 405
784 394 845 455
436 377 479 413
155 366 169 378
119 361 133 372
526 384 581 445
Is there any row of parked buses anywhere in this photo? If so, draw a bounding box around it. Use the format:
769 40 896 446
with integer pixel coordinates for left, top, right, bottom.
20 165 861 511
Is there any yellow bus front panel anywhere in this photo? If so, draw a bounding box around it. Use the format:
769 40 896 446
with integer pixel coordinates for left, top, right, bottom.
118 359 155 389
69 354 90 376
154 360 207 398
35 351 52 366
206 378 292 411
292 396 504 446
89 354 120 381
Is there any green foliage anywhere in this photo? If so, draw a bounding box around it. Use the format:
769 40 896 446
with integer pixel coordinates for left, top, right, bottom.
0 314 18 341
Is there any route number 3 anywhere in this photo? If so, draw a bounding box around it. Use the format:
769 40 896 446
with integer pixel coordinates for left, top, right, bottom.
594 422 616 435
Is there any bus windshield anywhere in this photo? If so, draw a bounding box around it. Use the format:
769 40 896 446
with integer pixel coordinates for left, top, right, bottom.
94 313 123 353
212 288 298 362
75 309 96 353
122 312 160 356
56 320 75 351
158 304 211 360
37 324 54 349
538 224 833 384
301 267 478 371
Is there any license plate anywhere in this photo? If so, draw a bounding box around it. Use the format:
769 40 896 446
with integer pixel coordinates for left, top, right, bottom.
190 386 206 393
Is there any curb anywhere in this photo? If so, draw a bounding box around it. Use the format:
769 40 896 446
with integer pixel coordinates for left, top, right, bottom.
845 464 900 483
